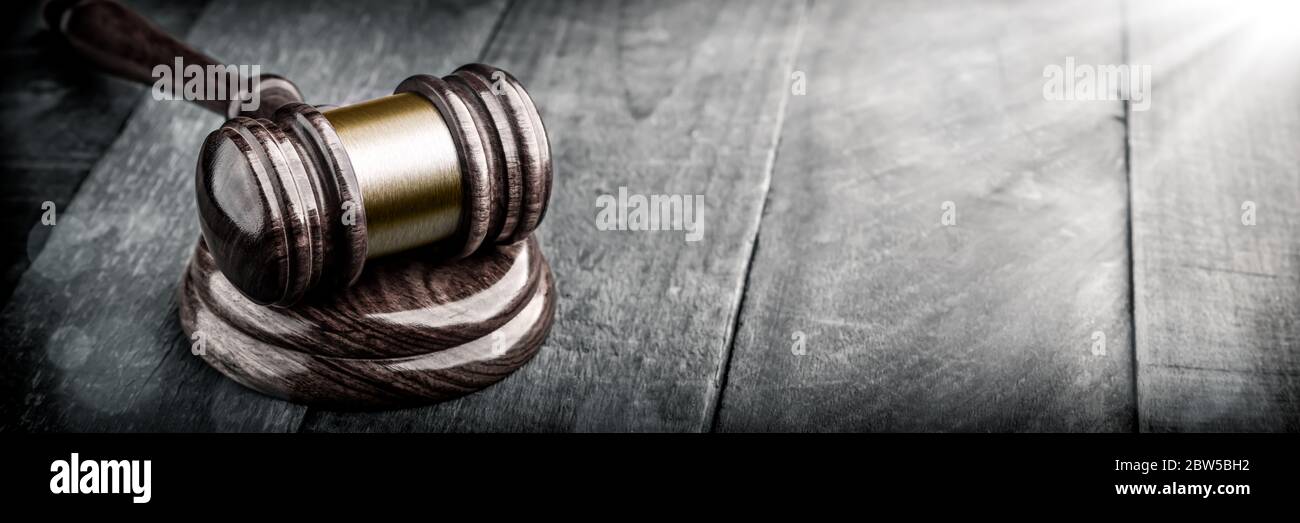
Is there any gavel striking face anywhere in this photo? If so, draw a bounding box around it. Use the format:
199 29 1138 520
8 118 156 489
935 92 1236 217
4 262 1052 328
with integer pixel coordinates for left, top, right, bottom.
197 66 551 307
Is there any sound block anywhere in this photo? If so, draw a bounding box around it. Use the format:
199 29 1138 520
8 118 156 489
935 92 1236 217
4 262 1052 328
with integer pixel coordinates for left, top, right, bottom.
178 236 555 409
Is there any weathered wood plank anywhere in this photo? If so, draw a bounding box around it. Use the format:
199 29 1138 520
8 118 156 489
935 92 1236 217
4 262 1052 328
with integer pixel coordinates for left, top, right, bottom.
1129 0 1300 432
715 0 1135 431
0 0 208 307
302 0 807 432
0 0 508 431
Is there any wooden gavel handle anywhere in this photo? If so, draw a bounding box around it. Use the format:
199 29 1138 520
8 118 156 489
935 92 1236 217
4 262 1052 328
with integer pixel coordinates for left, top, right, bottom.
43 0 302 118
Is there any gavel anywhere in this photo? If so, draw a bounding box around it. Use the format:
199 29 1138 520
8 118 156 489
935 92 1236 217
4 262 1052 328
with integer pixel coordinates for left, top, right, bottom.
47 0 552 307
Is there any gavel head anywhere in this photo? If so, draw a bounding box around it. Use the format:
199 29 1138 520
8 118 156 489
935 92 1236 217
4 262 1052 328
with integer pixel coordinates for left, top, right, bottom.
195 64 551 307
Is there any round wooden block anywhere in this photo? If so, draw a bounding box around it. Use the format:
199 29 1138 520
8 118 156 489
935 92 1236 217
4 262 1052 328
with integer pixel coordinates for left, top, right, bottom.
178 237 555 409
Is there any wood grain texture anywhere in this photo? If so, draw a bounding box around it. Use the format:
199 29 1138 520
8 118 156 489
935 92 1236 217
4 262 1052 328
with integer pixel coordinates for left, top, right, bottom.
1129 0 1300 432
188 237 544 360
12 0 1293 433
194 64 553 307
301 0 808 432
714 0 1135 431
0 0 509 432
180 239 555 409
395 65 552 258
0 0 207 307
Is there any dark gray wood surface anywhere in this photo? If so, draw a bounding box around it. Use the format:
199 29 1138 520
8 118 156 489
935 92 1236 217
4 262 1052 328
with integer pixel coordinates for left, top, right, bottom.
0 0 509 431
302 0 806 432
0 0 207 305
1129 0 1300 432
714 0 1135 431
2 0 1295 432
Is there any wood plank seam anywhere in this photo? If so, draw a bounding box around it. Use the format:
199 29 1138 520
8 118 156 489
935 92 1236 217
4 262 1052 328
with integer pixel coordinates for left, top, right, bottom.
1121 0 1141 433
712 0 1135 432
704 0 811 433
295 0 813 432
476 0 516 65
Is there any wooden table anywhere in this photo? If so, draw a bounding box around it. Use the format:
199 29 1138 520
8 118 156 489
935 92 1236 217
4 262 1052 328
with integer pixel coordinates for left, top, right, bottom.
2 0 1296 432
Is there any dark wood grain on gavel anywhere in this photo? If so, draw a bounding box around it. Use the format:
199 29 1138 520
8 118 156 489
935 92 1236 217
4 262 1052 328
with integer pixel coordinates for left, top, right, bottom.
49 0 557 408
181 238 556 409
191 237 545 360
44 0 302 118
48 0 552 308
197 66 551 307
